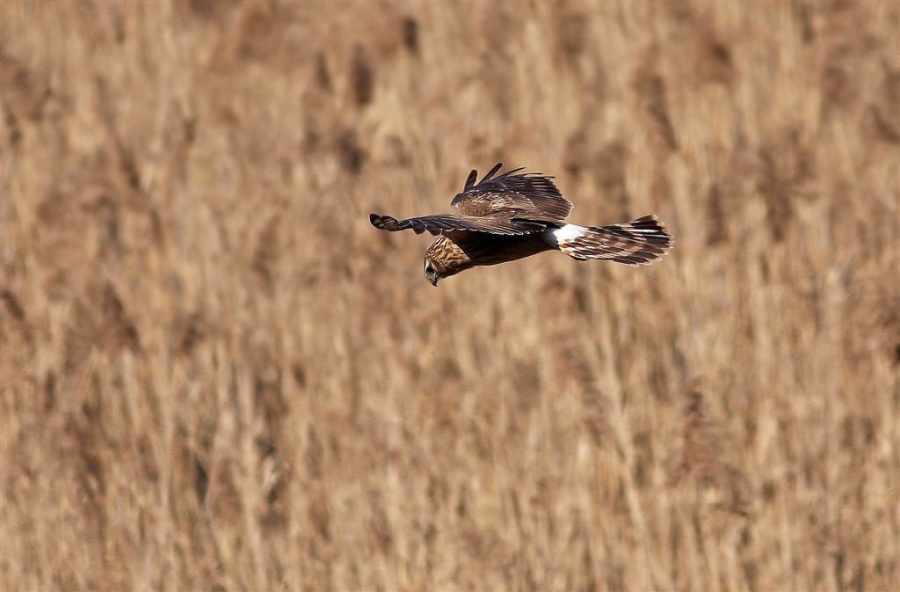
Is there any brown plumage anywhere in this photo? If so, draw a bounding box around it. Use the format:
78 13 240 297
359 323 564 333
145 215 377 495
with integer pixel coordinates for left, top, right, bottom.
370 163 673 286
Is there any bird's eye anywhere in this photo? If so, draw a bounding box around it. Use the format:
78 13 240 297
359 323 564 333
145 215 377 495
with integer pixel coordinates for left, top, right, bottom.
425 261 435 275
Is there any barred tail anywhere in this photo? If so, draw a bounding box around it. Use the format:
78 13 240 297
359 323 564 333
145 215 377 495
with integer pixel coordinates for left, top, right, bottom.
552 215 673 265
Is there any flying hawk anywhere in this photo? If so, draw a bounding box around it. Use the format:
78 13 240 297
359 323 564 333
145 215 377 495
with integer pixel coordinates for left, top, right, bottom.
370 163 672 286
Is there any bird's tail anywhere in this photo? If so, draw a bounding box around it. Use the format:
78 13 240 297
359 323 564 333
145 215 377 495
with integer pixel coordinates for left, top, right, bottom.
553 215 673 265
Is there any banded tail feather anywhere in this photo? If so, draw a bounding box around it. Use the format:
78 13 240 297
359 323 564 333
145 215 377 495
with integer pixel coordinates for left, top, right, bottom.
549 215 672 265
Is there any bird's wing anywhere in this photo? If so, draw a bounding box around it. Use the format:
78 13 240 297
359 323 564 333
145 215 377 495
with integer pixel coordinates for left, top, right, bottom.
450 163 573 221
369 212 546 236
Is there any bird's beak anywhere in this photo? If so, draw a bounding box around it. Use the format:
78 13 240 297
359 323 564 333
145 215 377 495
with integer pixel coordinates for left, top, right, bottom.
430 277 439 287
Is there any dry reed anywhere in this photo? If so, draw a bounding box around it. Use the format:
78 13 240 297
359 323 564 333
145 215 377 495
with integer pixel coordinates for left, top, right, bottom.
1 1 898 590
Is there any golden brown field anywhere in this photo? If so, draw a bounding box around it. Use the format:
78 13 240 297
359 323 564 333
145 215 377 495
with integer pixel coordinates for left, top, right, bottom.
2 1 899 590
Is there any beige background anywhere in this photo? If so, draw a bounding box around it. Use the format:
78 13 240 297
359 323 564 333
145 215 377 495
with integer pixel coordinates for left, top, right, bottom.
1 1 898 590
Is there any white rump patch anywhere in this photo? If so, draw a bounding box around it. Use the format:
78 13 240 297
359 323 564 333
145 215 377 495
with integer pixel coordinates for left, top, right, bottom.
545 224 586 248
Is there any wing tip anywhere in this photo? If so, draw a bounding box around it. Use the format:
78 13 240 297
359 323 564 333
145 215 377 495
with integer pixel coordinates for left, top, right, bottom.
370 213 398 231
479 162 504 184
464 169 478 191
370 213 438 235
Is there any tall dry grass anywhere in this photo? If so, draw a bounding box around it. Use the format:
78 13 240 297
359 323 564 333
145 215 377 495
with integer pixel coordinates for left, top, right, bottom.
1 1 898 590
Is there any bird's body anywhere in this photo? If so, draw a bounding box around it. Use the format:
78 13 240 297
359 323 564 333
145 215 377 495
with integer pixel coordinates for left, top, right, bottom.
424 233 554 275
371 163 672 286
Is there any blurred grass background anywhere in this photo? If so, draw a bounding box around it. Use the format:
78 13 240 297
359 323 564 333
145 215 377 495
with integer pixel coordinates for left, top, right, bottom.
1 1 898 590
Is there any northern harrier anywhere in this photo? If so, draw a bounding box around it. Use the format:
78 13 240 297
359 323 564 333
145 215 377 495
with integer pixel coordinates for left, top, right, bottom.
370 163 672 286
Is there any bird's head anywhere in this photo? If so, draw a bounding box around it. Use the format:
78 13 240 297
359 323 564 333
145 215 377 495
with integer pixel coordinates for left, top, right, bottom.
423 236 471 287
424 256 441 287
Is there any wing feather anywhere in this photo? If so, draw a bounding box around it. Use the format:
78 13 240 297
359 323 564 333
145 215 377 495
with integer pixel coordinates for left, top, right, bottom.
450 163 573 221
370 213 546 236
463 169 478 191
370 164 572 242
477 162 504 184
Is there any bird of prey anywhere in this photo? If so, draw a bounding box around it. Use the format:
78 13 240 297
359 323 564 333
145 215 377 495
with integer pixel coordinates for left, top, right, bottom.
370 163 672 286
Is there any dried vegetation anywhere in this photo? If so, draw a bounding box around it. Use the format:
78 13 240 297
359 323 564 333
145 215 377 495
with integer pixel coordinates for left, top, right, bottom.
1 1 898 590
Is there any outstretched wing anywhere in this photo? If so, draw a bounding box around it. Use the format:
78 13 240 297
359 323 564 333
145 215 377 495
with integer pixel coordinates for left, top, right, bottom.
451 163 573 222
370 213 545 236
